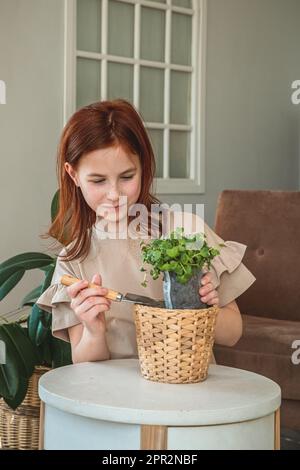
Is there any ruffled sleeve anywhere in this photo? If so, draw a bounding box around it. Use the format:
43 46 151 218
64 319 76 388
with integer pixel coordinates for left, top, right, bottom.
35 247 81 342
204 222 256 308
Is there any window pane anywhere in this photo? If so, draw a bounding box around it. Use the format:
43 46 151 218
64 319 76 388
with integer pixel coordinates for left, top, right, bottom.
140 67 164 122
151 0 166 3
141 7 165 62
169 131 190 178
107 62 133 102
108 0 134 58
171 13 192 66
77 0 101 53
172 0 192 7
76 58 101 109
170 71 191 125
148 129 164 178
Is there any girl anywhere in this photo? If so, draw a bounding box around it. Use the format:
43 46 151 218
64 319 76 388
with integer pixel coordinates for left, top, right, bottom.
36 99 255 364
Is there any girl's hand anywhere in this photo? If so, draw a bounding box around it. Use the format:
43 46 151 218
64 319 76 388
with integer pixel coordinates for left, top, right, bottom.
67 273 111 336
199 272 219 306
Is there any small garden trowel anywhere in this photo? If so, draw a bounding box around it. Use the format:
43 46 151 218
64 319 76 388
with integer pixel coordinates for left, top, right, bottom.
60 274 165 308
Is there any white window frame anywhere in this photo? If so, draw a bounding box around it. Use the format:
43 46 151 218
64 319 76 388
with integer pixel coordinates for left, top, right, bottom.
64 0 207 194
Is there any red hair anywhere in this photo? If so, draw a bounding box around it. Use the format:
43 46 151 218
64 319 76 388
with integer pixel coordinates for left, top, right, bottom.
41 99 162 262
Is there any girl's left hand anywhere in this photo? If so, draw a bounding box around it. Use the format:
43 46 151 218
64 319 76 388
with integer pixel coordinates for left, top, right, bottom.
199 272 219 306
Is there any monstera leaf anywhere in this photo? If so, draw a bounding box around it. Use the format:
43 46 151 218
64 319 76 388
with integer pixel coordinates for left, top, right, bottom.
0 190 72 410
0 253 54 301
0 323 40 409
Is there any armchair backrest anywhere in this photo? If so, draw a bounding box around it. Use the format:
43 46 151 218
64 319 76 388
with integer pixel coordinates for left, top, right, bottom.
214 190 300 321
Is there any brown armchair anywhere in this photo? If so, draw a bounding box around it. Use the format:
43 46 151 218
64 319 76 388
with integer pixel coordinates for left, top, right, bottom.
213 190 300 431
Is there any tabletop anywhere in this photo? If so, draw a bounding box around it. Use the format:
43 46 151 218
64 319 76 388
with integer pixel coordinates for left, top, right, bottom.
39 359 281 426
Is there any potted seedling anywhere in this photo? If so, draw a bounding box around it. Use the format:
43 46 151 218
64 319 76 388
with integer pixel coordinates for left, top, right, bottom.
134 227 224 384
140 227 223 309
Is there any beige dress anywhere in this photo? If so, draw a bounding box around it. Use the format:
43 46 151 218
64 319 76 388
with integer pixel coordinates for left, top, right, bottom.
36 211 256 361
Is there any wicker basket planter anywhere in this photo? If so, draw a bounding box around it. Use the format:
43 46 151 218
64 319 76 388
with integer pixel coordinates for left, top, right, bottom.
0 366 49 450
134 304 218 384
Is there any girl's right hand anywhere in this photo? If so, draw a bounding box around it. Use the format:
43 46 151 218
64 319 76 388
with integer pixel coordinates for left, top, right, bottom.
67 273 111 336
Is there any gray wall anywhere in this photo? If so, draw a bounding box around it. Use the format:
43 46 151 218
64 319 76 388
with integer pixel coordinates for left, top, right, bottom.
1 0 300 312
0 0 64 313
163 0 300 224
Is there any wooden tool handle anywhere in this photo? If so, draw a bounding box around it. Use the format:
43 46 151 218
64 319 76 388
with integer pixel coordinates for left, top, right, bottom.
60 274 121 301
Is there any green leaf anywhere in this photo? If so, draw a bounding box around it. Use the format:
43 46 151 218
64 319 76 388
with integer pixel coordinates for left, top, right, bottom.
50 336 72 368
37 332 52 366
4 375 29 410
174 265 184 275
0 364 17 400
51 189 60 222
0 259 53 286
35 315 51 347
0 252 53 270
151 250 161 261
185 265 192 276
0 324 39 378
177 274 189 284
160 263 172 271
200 246 209 257
0 269 25 301
26 264 55 347
28 305 52 348
0 326 27 400
166 247 179 258
21 284 44 307
21 302 35 307
41 263 56 291
27 303 43 344
180 253 189 264
39 260 56 274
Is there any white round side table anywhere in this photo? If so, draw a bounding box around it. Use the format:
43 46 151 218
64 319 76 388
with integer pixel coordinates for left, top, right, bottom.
38 359 281 450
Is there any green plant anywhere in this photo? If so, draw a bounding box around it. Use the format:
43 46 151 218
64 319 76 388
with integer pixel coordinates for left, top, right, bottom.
140 227 224 287
0 190 72 409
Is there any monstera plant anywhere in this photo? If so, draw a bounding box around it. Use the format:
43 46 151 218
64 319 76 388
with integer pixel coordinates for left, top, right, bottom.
0 190 72 409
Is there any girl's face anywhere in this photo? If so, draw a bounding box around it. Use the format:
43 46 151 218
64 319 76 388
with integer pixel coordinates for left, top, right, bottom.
65 144 142 222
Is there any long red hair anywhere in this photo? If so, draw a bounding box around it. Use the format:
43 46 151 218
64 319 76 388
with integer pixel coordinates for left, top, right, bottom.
41 99 162 262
